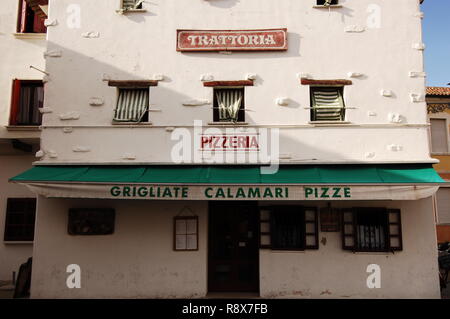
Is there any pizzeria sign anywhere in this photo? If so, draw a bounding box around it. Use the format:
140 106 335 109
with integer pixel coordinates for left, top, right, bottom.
177 28 288 52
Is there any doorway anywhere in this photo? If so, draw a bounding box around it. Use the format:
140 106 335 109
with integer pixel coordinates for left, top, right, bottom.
208 201 259 293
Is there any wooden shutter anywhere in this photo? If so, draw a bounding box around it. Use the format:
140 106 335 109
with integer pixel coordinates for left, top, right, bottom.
33 13 46 33
387 209 403 251
436 188 450 224
342 208 356 250
259 207 272 249
19 0 28 33
10 80 22 125
304 207 319 249
430 119 448 153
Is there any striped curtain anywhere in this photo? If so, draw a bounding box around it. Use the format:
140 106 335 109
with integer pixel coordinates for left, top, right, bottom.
17 84 43 125
123 0 141 9
114 89 149 122
216 89 243 122
311 88 345 121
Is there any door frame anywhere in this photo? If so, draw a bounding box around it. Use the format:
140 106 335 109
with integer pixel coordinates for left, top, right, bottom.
207 201 260 293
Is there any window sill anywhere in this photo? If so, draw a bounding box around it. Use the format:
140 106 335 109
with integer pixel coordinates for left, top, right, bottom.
351 251 398 255
264 249 306 253
6 125 41 131
313 5 343 9
116 9 147 14
13 33 46 39
111 122 153 126
431 152 450 156
207 122 249 126
308 121 351 125
3 241 33 245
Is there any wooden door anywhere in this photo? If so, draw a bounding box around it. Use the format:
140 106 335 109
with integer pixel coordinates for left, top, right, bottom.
208 201 259 292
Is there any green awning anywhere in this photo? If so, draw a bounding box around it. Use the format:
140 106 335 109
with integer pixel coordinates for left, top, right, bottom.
10 164 445 185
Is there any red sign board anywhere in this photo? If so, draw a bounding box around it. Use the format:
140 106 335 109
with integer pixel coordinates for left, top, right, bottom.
177 29 288 52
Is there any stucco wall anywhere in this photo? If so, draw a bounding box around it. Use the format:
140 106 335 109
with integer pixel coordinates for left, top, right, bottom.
31 198 208 298
0 0 46 139
38 0 432 164
31 197 440 298
0 155 35 281
260 198 440 299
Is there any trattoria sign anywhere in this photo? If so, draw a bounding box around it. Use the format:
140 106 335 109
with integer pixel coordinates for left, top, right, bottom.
21 183 439 201
177 29 288 52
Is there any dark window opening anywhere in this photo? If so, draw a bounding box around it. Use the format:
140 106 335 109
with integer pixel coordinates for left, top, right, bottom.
213 88 245 123
114 88 149 123
4 198 36 242
10 80 43 126
317 0 339 5
355 208 388 251
259 206 318 250
17 0 47 33
68 208 115 236
310 86 346 121
342 208 403 252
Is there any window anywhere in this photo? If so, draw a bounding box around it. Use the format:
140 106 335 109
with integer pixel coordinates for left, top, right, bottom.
310 87 345 121
259 206 318 250
17 0 47 33
213 88 245 123
114 88 149 123
68 208 115 235
317 0 338 5
430 119 449 153
342 208 402 252
174 216 199 251
122 0 143 10
4 198 36 242
436 188 450 224
10 80 43 126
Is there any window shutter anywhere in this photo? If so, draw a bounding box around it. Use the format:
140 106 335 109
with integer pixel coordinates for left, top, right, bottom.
387 209 403 251
259 207 271 249
342 208 356 250
19 0 28 33
304 207 319 249
114 89 149 122
430 119 448 153
33 13 46 33
10 80 22 125
311 88 345 121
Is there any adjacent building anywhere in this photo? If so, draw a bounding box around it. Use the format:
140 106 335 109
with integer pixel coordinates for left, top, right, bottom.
9 0 445 298
0 0 47 284
427 86 450 244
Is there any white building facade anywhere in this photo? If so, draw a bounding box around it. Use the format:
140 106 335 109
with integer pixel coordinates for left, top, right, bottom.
0 0 47 284
9 0 445 298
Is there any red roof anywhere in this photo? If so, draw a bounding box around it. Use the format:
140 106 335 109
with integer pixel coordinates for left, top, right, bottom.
427 87 450 96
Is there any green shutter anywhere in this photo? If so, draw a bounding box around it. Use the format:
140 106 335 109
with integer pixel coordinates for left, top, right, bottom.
311 88 345 121
114 89 149 122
